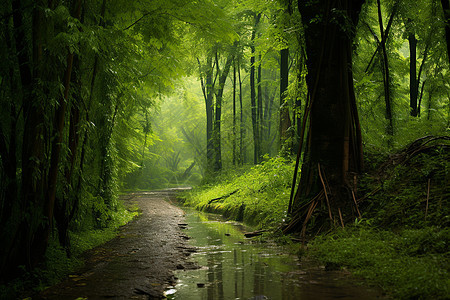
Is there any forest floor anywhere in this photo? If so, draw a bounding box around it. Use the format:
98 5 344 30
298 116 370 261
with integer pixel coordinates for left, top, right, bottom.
37 189 197 300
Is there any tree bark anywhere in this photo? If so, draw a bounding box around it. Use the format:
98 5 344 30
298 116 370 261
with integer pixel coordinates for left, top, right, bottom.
213 49 235 171
257 53 263 155
290 0 364 233
238 56 245 164
250 13 261 164
280 48 291 150
232 59 237 165
377 0 394 136
408 25 418 117
441 0 450 65
43 0 82 259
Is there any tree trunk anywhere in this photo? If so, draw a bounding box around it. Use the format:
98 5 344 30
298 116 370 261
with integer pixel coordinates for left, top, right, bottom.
409 28 418 117
232 59 237 165
238 56 245 164
280 48 291 151
289 0 364 234
377 0 394 137
198 55 215 174
214 50 235 171
43 0 82 259
257 53 263 155
206 56 215 172
250 13 261 164
441 0 450 65
16 0 47 269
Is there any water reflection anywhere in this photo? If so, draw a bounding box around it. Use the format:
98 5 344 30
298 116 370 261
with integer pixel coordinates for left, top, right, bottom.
168 210 384 300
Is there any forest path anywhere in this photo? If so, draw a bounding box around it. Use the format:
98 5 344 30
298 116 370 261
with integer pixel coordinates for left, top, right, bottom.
39 189 196 300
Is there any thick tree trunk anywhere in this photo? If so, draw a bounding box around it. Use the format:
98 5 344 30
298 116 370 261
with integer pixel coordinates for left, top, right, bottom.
289 0 364 234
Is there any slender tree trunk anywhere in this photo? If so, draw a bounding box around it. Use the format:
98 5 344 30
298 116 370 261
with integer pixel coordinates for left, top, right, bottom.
0 20 18 229
280 48 291 151
377 0 394 136
238 56 245 164
441 0 450 64
250 13 261 164
257 53 263 155
43 0 82 258
427 87 434 121
409 26 418 116
16 0 47 269
198 55 215 174
54 55 83 252
232 59 237 165
214 48 235 171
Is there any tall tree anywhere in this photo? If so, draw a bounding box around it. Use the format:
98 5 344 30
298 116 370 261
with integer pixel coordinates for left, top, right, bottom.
287 0 364 234
213 46 236 171
279 47 291 151
377 0 394 136
441 0 450 64
250 13 262 164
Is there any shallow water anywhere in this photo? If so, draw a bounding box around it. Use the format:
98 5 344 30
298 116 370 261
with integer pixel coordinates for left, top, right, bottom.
166 209 385 300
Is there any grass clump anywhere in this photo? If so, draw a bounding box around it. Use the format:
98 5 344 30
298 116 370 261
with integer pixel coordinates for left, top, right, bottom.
181 156 294 228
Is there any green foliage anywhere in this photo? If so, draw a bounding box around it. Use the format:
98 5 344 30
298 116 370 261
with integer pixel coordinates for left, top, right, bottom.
360 146 450 229
308 226 450 299
182 156 294 228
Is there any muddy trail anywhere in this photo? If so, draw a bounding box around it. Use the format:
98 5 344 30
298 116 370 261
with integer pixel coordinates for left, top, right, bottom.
39 189 197 300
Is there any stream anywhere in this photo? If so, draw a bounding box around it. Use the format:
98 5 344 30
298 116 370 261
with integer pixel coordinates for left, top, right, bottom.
165 208 385 300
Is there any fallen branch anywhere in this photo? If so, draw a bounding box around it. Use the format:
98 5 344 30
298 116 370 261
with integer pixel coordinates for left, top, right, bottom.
208 189 239 204
244 229 269 238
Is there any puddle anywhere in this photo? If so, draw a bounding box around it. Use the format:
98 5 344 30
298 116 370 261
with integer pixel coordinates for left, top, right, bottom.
167 209 385 300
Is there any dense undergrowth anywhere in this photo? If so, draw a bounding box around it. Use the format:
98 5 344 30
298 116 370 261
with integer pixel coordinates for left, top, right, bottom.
0 200 138 300
181 146 450 299
179 156 295 228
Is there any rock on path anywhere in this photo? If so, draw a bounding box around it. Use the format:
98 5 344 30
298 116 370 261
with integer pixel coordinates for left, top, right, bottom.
39 189 196 300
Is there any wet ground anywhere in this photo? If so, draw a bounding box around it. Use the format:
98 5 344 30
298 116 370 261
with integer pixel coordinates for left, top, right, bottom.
166 209 386 300
39 189 386 300
39 189 196 300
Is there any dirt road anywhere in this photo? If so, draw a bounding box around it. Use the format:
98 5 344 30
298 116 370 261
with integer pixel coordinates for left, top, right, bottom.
39 189 196 300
